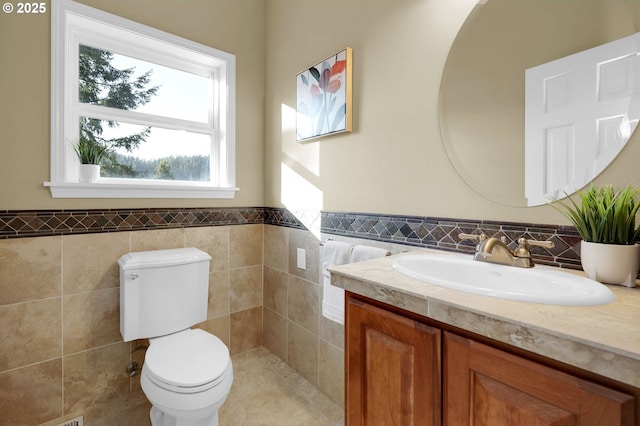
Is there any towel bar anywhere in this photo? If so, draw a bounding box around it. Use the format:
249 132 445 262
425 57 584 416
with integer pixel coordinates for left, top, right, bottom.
320 238 391 256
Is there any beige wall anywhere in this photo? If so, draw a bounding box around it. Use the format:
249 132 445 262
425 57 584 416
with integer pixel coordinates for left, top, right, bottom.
263 0 640 224
2 0 640 222
0 224 263 425
0 0 265 210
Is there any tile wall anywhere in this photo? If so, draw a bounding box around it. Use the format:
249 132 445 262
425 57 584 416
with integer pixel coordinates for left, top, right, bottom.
0 206 590 425
0 224 263 426
262 224 345 407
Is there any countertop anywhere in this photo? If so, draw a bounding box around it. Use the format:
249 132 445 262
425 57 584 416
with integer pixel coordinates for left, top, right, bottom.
329 249 640 388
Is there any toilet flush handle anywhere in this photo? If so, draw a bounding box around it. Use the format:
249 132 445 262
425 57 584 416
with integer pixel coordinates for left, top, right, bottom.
129 272 139 280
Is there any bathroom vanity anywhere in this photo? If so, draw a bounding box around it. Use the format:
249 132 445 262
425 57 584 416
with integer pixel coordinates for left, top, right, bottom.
331 250 640 425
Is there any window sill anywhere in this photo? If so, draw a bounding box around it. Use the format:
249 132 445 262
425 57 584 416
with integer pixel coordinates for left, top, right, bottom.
44 181 239 199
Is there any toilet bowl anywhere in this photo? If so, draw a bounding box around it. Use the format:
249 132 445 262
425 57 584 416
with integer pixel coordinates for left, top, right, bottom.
118 248 233 426
140 329 233 426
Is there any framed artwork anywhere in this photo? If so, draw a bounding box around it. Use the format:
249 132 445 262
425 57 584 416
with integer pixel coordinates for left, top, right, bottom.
296 47 352 141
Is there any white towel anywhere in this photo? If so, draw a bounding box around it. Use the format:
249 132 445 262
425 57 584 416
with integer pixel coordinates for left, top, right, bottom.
321 240 353 324
350 245 390 263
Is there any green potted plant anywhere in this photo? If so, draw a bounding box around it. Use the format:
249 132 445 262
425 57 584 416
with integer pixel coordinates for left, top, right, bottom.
552 184 640 287
71 137 109 183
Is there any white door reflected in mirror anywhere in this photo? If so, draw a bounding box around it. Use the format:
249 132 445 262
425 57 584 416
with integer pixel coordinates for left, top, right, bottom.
525 32 640 206
438 0 637 207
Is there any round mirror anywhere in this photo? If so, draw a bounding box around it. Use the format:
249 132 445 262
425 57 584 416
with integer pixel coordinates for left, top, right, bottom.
439 0 638 207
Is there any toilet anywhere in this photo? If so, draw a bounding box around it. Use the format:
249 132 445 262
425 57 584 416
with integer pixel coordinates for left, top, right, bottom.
119 247 233 426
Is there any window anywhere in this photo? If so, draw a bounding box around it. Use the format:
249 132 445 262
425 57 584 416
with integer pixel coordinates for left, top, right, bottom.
46 0 237 198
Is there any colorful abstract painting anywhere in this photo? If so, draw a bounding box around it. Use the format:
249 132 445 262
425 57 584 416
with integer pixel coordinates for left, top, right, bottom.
296 48 352 141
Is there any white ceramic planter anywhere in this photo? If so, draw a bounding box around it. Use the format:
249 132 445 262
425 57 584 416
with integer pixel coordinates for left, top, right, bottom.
79 164 100 183
580 241 640 287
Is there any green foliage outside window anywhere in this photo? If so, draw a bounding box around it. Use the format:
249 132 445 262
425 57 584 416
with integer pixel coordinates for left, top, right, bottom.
78 46 213 182
79 45 158 177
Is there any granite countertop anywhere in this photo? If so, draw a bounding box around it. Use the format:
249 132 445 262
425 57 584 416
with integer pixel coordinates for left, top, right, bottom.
329 249 640 388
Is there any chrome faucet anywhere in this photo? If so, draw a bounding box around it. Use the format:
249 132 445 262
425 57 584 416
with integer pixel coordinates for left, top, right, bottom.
459 233 554 268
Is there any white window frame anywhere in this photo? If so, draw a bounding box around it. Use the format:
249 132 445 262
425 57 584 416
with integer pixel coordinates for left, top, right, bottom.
46 0 237 198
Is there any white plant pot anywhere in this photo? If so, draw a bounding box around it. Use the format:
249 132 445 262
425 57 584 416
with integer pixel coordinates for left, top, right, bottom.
580 241 640 288
79 164 100 183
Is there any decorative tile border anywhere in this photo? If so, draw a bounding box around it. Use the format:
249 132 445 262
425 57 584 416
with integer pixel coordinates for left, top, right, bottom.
321 211 583 270
263 207 308 230
0 207 264 238
0 206 582 271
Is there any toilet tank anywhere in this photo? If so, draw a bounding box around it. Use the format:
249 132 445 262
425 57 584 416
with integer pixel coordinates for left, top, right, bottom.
119 247 211 342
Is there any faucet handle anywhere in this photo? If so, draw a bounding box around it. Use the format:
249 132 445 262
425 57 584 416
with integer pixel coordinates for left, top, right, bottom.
514 238 555 259
523 238 555 250
458 232 488 242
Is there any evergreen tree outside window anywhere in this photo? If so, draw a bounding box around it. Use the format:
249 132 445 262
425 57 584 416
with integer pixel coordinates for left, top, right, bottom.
47 0 237 198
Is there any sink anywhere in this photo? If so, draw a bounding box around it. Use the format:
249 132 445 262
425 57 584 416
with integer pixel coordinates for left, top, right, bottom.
392 254 615 306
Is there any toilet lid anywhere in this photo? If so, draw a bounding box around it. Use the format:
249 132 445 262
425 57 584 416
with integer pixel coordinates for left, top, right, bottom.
145 329 230 388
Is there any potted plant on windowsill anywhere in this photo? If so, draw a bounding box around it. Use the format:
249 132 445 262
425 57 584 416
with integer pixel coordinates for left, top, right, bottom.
72 137 109 183
552 184 640 287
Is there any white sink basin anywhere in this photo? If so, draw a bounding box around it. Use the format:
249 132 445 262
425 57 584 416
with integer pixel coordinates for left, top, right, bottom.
392 254 615 306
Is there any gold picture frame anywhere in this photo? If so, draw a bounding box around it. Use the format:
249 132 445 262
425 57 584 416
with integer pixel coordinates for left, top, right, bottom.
296 47 352 141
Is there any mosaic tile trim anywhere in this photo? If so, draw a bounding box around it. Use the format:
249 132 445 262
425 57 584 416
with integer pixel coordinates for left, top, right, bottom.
321 211 583 270
263 207 307 229
0 207 264 239
0 206 584 271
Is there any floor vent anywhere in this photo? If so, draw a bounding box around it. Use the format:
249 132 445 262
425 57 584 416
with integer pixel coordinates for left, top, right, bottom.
57 416 84 426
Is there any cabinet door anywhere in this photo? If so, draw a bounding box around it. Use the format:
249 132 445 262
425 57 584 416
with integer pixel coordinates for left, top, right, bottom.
346 295 441 426
444 332 634 426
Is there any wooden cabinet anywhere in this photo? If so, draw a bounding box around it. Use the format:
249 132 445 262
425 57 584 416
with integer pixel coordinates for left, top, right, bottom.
346 295 441 426
346 293 635 426
444 332 634 426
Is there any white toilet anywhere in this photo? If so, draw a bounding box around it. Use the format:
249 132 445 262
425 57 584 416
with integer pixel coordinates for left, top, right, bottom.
119 247 233 426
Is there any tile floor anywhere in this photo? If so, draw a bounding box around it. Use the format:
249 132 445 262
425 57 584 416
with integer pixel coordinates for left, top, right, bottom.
104 347 344 426
219 347 344 426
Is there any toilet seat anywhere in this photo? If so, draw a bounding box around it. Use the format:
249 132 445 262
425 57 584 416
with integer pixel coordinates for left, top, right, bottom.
144 328 230 394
